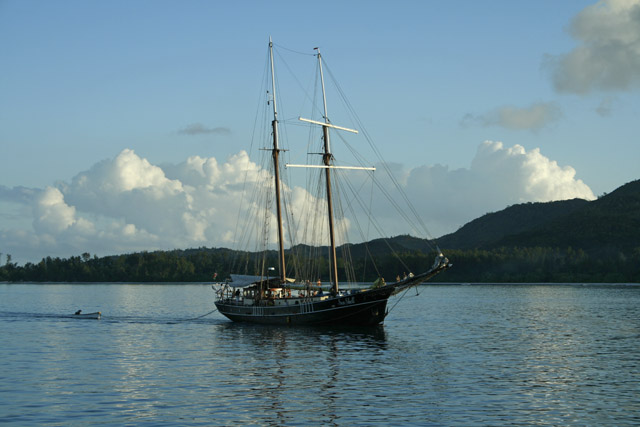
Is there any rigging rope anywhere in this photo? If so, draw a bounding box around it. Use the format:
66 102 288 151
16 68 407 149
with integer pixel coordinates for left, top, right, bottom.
178 308 218 322
385 285 420 318
322 59 439 248
273 42 316 56
335 168 413 274
362 170 375 281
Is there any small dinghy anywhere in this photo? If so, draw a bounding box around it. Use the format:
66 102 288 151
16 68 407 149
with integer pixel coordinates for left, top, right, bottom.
73 310 101 320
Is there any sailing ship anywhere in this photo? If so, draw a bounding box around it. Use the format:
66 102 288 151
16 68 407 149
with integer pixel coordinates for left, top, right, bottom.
214 39 450 326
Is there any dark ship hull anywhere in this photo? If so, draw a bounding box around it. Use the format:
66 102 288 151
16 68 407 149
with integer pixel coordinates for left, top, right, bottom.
215 285 394 326
214 263 449 326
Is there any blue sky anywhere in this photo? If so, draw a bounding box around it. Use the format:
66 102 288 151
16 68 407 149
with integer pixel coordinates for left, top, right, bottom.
1 0 639 264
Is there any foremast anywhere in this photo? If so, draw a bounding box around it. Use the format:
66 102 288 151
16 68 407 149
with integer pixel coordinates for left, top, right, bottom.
269 38 286 284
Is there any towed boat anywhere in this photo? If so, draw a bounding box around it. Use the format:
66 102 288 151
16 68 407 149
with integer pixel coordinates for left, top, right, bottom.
214 39 450 326
72 310 101 320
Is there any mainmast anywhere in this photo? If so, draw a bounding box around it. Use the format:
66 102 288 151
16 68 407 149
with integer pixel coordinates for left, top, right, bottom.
316 49 340 294
291 46 371 294
269 38 286 283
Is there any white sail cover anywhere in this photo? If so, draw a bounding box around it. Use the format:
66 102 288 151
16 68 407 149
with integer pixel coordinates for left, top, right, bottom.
227 274 295 288
228 274 263 288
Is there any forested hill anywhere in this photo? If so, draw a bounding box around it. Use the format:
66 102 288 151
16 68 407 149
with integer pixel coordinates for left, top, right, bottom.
437 179 640 254
492 179 640 253
436 199 590 250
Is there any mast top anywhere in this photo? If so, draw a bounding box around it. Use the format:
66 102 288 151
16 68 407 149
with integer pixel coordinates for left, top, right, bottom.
267 37 286 283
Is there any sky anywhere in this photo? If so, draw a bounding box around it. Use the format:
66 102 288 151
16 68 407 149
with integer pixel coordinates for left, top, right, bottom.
1 0 639 264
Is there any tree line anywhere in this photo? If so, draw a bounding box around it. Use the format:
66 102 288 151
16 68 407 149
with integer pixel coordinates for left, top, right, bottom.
1 245 638 283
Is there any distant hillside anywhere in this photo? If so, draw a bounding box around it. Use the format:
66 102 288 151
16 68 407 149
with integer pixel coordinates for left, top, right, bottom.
492 179 640 254
342 234 436 258
437 179 640 255
436 199 590 250
292 234 437 259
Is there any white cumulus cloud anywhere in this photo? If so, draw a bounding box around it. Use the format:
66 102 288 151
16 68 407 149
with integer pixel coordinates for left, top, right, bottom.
0 144 596 263
32 187 79 234
361 141 595 238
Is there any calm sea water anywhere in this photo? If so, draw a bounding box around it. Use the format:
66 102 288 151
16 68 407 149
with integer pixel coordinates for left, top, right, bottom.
1 283 638 426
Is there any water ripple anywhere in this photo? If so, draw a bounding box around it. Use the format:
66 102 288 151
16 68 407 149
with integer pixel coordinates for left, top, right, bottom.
1 283 639 425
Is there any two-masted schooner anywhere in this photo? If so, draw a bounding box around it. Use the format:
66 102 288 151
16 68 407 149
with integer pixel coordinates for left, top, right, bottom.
214 39 450 325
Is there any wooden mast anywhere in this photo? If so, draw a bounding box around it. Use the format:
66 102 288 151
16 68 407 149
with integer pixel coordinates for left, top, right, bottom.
294 47 365 294
316 49 340 294
269 38 286 283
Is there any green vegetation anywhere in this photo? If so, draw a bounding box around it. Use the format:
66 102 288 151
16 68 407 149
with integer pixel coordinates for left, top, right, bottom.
1 244 638 283
0 248 235 283
1 179 639 283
